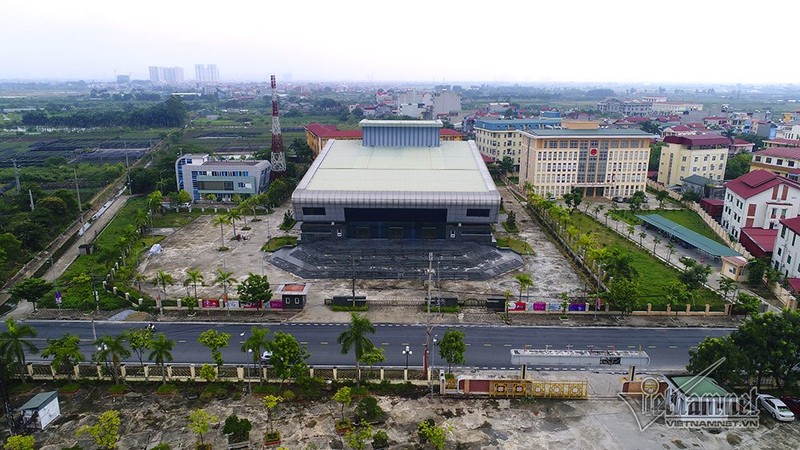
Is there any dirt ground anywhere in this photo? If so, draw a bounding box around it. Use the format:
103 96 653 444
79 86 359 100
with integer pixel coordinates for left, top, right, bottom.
135 188 586 325
17 371 800 450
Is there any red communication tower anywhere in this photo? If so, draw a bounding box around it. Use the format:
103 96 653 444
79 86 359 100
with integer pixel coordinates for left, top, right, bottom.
269 75 286 178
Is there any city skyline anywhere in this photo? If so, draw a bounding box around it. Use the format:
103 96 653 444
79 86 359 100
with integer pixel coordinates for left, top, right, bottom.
3 0 799 85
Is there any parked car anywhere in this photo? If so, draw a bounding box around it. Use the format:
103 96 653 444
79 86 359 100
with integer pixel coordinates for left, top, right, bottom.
612 196 624 203
758 394 796 422
260 350 272 365
780 397 800 416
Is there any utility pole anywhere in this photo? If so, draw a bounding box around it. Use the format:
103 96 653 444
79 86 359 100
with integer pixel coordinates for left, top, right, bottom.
28 189 34 211
423 252 435 380
351 255 356 307
75 170 86 245
12 159 20 193
125 142 132 195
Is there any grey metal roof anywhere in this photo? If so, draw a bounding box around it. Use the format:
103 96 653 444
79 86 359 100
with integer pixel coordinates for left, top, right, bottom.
636 214 740 257
682 174 713 185
359 119 442 128
18 391 58 411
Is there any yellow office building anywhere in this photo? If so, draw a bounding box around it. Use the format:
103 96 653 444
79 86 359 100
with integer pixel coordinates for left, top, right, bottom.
657 135 729 187
518 128 655 198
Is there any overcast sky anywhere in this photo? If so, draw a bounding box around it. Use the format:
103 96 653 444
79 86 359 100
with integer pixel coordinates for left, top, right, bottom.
2 0 797 85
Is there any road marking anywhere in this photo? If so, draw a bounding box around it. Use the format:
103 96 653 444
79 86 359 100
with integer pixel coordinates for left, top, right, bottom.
300 342 308 345
668 346 677 349
483 344 492 347
648 345 656 349
381 342 390 346
627 345 636 349
178 340 186 343
401 343 410 346
320 342 328 345
503 344 512 347
465 343 471 346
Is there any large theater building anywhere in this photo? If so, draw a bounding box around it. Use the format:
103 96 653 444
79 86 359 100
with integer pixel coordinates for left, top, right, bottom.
292 120 500 243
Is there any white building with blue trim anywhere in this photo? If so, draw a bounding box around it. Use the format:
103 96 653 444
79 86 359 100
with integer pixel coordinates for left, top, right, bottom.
175 154 271 202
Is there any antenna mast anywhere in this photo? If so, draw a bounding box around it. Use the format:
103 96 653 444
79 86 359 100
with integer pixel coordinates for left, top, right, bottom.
269 74 286 179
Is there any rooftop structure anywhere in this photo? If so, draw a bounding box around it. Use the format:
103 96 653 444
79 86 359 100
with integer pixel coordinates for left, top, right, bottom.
175 154 271 202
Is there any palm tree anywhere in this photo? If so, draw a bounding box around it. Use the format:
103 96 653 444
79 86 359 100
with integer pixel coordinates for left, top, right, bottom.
211 214 231 249
638 231 647 246
225 209 242 238
184 269 205 306
653 237 662 254
337 313 376 387
0 318 38 381
148 333 175 385
241 327 271 383
666 242 676 263
41 334 85 380
133 273 148 293
626 224 635 240
602 249 639 282
94 334 131 384
604 211 611 225
213 268 237 314
152 271 174 296
593 204 604 219
514 273 534 301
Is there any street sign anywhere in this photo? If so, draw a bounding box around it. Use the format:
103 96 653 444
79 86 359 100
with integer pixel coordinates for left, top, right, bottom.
55 291 62 305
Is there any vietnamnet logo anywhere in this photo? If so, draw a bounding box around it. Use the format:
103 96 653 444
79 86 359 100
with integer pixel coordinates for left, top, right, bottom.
619 358 760 431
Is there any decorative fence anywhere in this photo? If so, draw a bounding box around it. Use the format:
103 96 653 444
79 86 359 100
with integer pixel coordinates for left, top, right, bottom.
24 362 433 384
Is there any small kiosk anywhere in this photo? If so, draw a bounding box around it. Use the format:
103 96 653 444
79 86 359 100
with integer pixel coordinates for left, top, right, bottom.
18 391 60 430
275 283 310 310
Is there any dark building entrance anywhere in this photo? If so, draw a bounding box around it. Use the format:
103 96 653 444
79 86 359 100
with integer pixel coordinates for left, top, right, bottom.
345 207 447 239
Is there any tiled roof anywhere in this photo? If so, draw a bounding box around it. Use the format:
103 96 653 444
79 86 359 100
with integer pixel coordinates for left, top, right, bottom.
724 169 800 199
740 227 778 253
766 138 800 147
754 147 800 159
780 217 800 236
664 135 730 146
788 277 800 295
669 125 692 132
733 139 754 145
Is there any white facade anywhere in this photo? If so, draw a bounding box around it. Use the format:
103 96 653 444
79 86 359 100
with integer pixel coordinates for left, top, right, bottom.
772 218 800 279
397 103 426 119
721 182 800 241
194 64 219 83
432 91 461 116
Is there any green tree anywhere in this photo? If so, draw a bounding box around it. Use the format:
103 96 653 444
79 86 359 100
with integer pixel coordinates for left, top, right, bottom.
184 268 205 307
177 189 192 205
9 277 53 312
268 332 309 386
725 152 752 179
678 258 712 293
76 410 121 450
746 258 769 287
599 248 639 282
498 156 515 175
151 271 174 296
562 187 583 214
665 242 675 262
640 120 662 136
213 268 237 310
605 279 640 318
3 435 34 450
733 310 800 391
198 329 231 367
418 419 448 450
0 318 37 381
438 329 466 372
263 395 282 436
504 210 516 230
359 346 386 380
733 292 761 317
236 273 272 308
345 424 373 450
334 386 352 421
224 209 242 238
514 273 534 301
188 409 218 447
125 327 153 371
41 334 84 380
655 190 669 209
148 333 175 385
94 334 131 384
686 336 748 387
337 313 376 386
717 277 737 302
211 214 231 249
628 190 646 214
241 326 271 382
664 281 691 316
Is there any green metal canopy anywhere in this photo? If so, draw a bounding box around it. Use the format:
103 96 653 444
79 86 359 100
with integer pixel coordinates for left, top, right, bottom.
635 214 740 258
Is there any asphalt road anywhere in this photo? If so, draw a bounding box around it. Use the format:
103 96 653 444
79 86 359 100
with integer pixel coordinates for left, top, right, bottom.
16 320 733 372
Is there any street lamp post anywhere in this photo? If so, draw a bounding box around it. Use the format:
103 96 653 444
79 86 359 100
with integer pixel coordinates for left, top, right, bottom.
247 348 253 394
402 345 412 370
97 343 109 379
430 336 438 398
595 262 604 321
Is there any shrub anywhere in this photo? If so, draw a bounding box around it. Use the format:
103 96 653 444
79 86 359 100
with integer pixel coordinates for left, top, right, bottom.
107 384 127 394
151 445 171 450
295 376 325 400
253 384 280 395
355 396 385 423
222 415 252 443
372 430 389 449
156 384 176 395
281 390 296 402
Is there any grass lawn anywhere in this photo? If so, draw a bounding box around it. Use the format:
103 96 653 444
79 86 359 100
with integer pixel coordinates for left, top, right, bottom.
641 209 727 245
608 209 643 225
501 221 519 233
150 209 203 228
569 212 723 310
496 237 534 255
263 236 298 252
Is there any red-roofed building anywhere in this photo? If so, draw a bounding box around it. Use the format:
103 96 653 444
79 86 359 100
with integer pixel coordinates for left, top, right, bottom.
662 125 696 137
772 217 800 280
764 137 800 149
729 139 755 155
740 227 778 258
658 135 730 186
750 147 800 176
703 116 729 127
721 170 800 241
305 123 464 157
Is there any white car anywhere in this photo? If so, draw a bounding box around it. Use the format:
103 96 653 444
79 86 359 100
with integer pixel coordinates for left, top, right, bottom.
758 394 796 422
260 350 272 365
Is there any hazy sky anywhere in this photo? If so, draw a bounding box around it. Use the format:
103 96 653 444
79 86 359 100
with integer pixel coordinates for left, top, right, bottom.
2 0 797 84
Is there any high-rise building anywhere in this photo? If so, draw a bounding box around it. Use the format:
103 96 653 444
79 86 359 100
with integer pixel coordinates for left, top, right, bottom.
148 66 185 84
194 64 219 83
